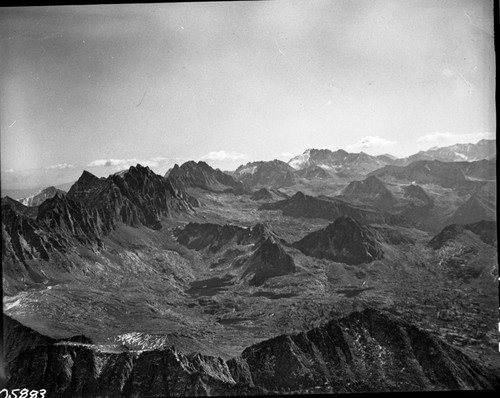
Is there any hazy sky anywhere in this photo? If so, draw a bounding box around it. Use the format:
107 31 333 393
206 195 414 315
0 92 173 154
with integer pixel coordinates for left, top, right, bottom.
0 0 495 190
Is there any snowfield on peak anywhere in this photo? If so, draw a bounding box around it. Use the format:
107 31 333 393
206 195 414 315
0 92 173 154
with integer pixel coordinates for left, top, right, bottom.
288 149 311 170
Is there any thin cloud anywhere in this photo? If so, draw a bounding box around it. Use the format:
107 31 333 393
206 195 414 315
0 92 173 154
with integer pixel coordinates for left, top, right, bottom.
347 136 397 151
87 158 138 168
86 157 173 170
199 150 247 162
45 163 75 170
417 132 494 143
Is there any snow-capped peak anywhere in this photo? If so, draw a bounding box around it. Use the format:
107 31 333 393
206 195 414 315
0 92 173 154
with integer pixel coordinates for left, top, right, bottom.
288 149 311 170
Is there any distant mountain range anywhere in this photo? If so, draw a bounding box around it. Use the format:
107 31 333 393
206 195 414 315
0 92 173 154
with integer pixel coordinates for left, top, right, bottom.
287 139 496 170
399 139 496 164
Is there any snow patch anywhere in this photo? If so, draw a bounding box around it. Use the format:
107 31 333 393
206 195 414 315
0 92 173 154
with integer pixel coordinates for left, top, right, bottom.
237 165 258 175
288 149 311 170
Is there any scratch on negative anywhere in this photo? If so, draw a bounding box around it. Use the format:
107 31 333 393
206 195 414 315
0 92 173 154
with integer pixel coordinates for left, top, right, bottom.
274 38 285 56
136 90 148 107
455 70 473 94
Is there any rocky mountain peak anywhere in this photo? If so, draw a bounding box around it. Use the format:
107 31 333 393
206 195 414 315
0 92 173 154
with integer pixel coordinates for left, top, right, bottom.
241 235 296 286
293 215 384 265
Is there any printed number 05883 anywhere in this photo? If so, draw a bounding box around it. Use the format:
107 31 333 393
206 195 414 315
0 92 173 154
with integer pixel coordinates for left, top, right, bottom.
0 389 47 398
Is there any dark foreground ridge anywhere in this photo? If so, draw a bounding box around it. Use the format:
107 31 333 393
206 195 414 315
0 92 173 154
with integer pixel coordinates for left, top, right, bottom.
5 308 499 396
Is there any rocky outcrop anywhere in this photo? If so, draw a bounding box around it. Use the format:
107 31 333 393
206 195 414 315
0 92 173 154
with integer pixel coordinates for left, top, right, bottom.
293 216 384 264
260 191 409 227
166 161 246 193
6 309 498 396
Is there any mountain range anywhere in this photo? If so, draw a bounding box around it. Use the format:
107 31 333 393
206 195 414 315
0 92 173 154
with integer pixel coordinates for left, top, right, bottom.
2 138 498 395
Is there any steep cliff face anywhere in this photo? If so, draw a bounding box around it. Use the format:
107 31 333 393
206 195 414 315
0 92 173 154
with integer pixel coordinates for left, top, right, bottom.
293 216 384 265
6 309 498 396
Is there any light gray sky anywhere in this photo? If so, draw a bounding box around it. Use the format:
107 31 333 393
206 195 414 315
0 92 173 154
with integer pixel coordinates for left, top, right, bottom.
0 0 495 190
